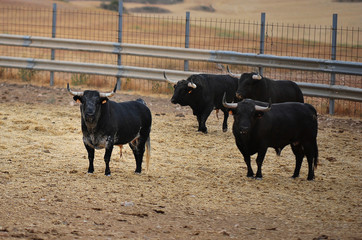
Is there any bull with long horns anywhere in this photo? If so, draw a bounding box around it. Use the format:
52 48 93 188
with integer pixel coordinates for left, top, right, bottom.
223 94 318 180
226 66 304 104
67 83 152 175
164 72 239 133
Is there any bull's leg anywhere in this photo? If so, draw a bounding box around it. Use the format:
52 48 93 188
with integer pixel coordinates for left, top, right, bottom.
221 109 229 132
255 149 267 179
103 146 114 176
104 137 114 176
84 144 95 173
306 154 315 181
291 144 304 179
129 137 146 174
241 154 254 178
197 107 213 133
196 115 207 133
236 141 254 177
303 143 316 181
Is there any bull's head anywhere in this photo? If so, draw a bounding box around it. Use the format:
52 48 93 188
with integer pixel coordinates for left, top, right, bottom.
235 72 263 100
163 72 198 105
67 83 117 126
223 93 270 135
226 67 262 100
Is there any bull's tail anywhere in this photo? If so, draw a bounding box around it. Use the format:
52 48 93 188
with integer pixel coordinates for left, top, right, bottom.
313 139 319 169
145 136 151 173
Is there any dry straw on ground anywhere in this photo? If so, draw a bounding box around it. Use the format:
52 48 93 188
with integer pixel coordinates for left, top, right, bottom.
0 82 361 239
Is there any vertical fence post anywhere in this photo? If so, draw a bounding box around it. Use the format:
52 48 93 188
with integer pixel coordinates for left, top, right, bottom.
329 13 338 115
184 11 190 71
50 3 57 86
259 12 266 75
117 0 123 90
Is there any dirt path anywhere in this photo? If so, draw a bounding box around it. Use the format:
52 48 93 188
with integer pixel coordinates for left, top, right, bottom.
0 82 361 239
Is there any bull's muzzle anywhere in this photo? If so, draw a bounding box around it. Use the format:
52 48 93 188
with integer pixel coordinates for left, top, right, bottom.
85 113 96 123
171 97 177 104
239 126 249 135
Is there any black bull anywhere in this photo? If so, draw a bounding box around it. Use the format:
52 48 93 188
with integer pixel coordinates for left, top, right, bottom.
227 67 304 103
223 96 318 180
67 84 152 176
164 73 238 133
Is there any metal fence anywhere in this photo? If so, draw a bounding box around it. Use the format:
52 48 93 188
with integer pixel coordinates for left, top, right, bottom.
0 3 361 116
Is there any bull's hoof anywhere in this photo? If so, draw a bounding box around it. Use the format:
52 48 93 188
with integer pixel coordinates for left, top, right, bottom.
307 176 315 181
105 173 111 176
134 172 141 175
255 174 263 180
222 128 227 132
198 127 208 134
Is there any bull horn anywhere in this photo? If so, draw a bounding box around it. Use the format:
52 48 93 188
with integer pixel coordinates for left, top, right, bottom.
188 81 197 89
252 73 262 80
226 66 241 78
67 83 83 97
163 72 178 84
222 93 237 109
254 102 271 112
216 64 225 72
99 83 117 98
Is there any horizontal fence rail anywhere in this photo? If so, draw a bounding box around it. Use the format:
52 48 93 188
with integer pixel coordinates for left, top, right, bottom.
1 34 362 76
0 56 195 80
0 34 361 102
298 82 362 102
1 56 361 102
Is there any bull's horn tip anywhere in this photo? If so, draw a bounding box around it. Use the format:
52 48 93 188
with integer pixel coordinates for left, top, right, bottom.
252 74 262 80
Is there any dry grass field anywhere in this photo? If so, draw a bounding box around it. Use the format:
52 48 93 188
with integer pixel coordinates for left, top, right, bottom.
4 0 361 27
0 81 361 239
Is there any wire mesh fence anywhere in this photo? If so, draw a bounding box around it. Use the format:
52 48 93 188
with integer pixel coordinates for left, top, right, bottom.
0 4 361 116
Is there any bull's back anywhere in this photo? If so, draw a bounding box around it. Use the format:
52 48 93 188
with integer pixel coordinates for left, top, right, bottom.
203 75 238 107
260 102 317 145
109 100 152 144
115 100 151 126
270 80 304 103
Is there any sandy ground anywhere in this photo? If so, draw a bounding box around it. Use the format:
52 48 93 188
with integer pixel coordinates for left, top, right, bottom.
0 82 361 239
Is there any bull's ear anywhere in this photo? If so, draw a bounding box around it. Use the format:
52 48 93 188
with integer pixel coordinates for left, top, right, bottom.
229 108 237 115
100 97 108 104
73 96 82 103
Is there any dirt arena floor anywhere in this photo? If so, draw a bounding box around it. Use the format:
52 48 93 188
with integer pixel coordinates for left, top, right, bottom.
0 82 361 239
